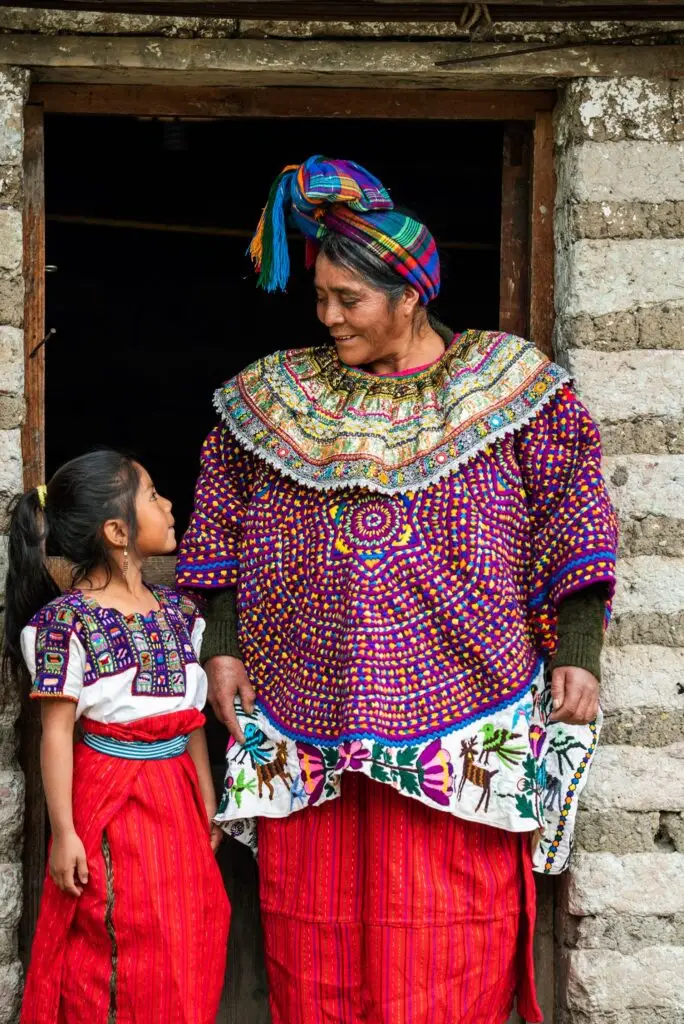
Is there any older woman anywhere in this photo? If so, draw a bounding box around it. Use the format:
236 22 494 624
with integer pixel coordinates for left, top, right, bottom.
177 157 617 1024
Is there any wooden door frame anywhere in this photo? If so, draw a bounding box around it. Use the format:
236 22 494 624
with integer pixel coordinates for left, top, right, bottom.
20 84 557 1018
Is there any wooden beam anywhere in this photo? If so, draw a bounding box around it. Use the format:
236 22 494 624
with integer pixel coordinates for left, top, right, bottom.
529 108 556 357
32 84 554 117
19 102 47 969
21 106 45 491
11 0 684 16
2 36 682 89
499 122 531 339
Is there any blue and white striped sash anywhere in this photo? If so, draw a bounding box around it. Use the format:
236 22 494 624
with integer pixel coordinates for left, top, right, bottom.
82 733 190 760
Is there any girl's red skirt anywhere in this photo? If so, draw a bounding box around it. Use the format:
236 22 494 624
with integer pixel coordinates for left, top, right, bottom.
21 710 230 1024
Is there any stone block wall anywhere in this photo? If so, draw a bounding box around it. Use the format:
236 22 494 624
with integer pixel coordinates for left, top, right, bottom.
0 65 28 1024
554 77 684 1024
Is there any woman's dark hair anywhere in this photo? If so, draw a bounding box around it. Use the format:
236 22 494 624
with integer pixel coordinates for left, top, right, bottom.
319 206 436 313
2 450 140 682
319 232 408 308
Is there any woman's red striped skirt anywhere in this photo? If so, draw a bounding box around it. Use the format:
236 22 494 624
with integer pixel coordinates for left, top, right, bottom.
259 772 542 1024
21 710 230 1024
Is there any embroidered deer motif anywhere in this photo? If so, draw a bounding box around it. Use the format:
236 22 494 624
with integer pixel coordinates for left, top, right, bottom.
543 773 563 812
256 741 293 800
458 737 498 813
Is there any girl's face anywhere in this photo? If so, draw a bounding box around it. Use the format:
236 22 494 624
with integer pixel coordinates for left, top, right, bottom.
314 253 419 367
133 465 176 556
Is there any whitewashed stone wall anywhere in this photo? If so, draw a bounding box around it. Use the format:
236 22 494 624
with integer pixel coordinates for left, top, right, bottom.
554 77 684 1024
0 65 28 1024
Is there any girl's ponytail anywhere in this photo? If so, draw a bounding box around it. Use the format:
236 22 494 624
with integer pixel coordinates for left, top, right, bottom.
3 487 59 683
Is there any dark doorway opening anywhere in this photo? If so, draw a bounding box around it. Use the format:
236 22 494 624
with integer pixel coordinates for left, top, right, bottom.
44 114 503 534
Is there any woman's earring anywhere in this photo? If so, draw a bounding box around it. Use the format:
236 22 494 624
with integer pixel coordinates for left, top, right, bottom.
122 546 129 582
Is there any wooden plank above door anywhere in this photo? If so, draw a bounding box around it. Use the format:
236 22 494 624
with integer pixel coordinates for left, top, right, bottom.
31 84 554 118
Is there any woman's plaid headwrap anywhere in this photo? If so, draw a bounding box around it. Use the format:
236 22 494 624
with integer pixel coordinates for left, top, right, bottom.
248 155 440 305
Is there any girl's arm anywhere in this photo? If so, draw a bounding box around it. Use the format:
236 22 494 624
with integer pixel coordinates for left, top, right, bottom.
186 727 222 852
40 700 89 897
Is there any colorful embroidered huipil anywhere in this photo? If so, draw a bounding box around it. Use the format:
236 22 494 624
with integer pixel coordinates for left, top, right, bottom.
177 330 618 875
20 585 230 1024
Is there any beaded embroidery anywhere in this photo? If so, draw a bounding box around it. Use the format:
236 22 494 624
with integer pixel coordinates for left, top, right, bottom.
30 586 200 698
213 330 569 494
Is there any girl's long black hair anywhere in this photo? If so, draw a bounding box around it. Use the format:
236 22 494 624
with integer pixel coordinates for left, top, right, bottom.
3 450 140 684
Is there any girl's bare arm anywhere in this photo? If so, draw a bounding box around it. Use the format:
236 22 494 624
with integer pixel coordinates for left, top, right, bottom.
40 700 88 897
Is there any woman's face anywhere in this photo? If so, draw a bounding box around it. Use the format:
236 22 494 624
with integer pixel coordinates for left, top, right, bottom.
314 252 418 367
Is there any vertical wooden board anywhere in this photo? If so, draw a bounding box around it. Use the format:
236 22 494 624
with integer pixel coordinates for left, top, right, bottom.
532 875 556 1022
216 840 271 1024
530 110 556 358
19 101 47 969
499 122 532 339
21 103 46 490
506 873 555 1024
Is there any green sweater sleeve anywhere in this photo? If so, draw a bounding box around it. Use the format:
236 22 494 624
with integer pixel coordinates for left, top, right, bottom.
549 585 607 681
199 582 608 680
200 588 240 665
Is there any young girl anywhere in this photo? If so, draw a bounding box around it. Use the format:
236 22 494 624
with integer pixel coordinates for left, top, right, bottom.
3 450 230 1024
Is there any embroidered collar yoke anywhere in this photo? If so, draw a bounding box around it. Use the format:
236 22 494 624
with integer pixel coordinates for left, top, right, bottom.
212 329 569 493
177 330 618 873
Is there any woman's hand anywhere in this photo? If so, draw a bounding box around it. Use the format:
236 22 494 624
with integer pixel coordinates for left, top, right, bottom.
549 666 599 725
49 829 88 897
209 822 224 853
205 655 255 744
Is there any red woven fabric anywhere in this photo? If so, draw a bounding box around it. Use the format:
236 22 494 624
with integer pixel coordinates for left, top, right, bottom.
21 711 230 1024
259 772 542 1024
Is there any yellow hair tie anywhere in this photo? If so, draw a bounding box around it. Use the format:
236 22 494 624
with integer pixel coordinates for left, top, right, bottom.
36 484 47 511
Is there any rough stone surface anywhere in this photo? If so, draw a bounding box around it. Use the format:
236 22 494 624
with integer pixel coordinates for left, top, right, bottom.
563 853 684 916
601 646 684 711
0 772 22 863
0 210 22 275
557 78 679 144
561 947 684 1011
0 926 17 966
609 611 684 648
604 455 684 517
0 274 23 330
555 302 684 354
0 164 21 207
0 865 21 929
0 394 23 432
574 808 660 853
566 351 684 423
0 711 17 768
569 201 684 240
639 301 684 347
0 326 22 395
601 709 684 747
558 1011 684 1024
614 557 684 616
0 66 26 167
556 239 684 317
559 142 684 203
0 429 22 498
0 961 22 1024
660 811 684 851
618 516 684 558
601 417 684 456
583 744 684 813
557 908 684 951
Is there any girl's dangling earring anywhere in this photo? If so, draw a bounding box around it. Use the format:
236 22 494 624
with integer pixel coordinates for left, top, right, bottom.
122 546 129 583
